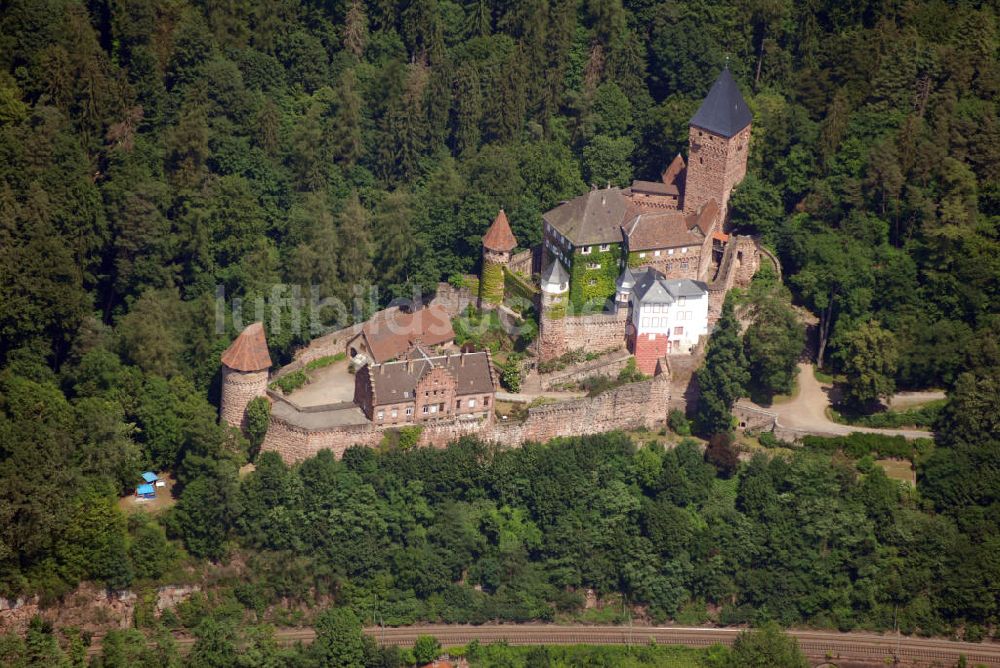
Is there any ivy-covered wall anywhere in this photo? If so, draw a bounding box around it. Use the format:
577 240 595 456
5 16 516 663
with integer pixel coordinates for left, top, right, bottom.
569 245 623 311
503 268 538 313
544 293 567 320
628 250 648 268
480 261 505 305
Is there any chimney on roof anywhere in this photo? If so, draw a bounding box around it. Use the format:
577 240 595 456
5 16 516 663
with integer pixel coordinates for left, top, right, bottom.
461 352 466 367
379 363 384 375
406 358 413 372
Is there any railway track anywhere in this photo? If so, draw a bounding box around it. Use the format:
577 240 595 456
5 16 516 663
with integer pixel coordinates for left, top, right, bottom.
83 624 1000 665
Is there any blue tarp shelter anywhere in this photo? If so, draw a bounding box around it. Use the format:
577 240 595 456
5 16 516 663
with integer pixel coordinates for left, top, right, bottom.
136 483 156 498
141 471 158 483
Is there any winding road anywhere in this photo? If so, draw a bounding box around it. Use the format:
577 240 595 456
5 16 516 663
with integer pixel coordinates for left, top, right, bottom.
83 623 1000 665
744 363 935 440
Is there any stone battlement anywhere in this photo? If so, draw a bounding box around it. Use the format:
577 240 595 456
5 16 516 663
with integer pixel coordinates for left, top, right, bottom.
260 361 673 463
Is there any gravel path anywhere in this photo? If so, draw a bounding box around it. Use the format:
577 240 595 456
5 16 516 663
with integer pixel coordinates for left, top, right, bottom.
750 364 935 440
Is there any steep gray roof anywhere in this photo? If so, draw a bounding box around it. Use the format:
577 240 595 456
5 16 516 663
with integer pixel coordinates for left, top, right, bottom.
616 267 637 290
690 68 752 138
542 187 634 246
663 279 709 298
633 268 674 304
632 268 708 304
541 260 569 285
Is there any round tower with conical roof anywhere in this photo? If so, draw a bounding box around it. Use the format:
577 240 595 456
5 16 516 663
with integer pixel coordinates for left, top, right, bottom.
479 209 518 307
220 322 272 430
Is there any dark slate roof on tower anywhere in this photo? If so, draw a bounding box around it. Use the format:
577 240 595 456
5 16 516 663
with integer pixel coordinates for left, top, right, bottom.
689 68 752 138
221 322 272 372
483 209 518 252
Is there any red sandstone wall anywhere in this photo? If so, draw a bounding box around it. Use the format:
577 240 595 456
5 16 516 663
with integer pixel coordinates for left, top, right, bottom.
639 246 703 281
220 367 268 429
261 369 673 464
561 313 628 354
508 249 534 276
683 125 750 218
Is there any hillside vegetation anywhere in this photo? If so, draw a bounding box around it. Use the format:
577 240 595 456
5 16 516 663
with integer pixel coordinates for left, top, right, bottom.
0 0 997 648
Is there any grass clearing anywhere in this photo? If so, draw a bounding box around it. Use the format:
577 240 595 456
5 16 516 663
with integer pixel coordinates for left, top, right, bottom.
876 458 916 486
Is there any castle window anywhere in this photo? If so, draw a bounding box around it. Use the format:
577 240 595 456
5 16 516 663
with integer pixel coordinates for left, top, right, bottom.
600 244 610 252
668 249 675 255
483 396 490 407
699 157 704 164
654 250 661 257
377 410 384 420
682 247 688 254
675 326 684 335
681 262 689 269
639 252 646 259
468 398 476 408
391 408 398 418
581 246 592 255
587 262 600 270
679 297 686 307
406 407 414 416
588 279 597 286
422 405 429 414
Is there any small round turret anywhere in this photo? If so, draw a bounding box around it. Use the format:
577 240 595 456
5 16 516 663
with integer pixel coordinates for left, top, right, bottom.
479 209 518 307
220 322 272 430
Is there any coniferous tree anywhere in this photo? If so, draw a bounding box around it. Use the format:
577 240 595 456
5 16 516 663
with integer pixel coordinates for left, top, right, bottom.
695 297 749 435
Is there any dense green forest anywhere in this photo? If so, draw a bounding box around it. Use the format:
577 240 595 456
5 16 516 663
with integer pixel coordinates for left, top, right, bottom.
0 0 998 650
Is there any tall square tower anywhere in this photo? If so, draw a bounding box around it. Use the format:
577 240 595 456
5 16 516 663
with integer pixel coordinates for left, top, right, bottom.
682 68 753 220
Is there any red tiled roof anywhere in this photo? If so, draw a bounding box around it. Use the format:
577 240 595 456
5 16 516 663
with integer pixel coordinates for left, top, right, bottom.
692 200 719 235
483 209 517 252
221 322 272 372
361 305 455 364
623 199 720 251
662 153 686 187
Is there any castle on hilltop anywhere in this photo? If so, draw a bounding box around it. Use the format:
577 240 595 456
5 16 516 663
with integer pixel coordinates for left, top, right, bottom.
480 67 773 374
217 68 779 464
